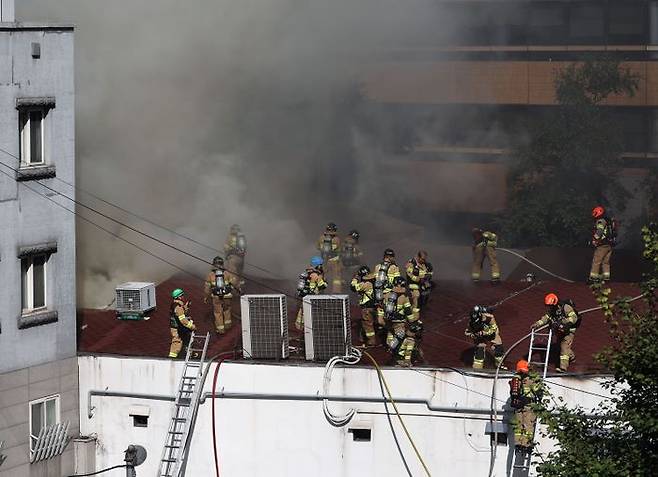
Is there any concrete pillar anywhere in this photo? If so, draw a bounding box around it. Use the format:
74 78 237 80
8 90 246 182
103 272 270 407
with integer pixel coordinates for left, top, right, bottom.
650 2 658 59
0 0 14 22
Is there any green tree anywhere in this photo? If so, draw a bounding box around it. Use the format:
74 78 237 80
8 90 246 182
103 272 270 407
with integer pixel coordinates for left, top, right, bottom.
501 57 639 247
536 224 658 476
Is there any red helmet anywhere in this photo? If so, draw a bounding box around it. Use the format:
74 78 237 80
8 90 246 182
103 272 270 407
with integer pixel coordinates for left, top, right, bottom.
592 206 605 218
544 293 559 306
516 360 529 373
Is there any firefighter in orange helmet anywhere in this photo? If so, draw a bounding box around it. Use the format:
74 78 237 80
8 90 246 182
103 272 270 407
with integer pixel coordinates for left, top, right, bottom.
532 293 580 372
317 222 342 293
589 206 616 283
509 360 544 451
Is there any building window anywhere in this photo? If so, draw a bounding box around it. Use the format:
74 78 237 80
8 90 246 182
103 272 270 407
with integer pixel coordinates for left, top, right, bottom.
21 254 47 312
29 395 60 454
19 108 46 166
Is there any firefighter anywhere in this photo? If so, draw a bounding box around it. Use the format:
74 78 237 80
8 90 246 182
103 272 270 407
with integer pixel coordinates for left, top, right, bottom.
465 305 506 370
341 229 363 273
224 224 246 283
509 360 544 451
169 288 196 358
383 277 421 367
471 227 501 283
350 265 377 346
374 248 402 326
589 206 616 283
204 256 239 334
294 256 328 331
532 293 580 373
405 250 432 317
317 222 342 293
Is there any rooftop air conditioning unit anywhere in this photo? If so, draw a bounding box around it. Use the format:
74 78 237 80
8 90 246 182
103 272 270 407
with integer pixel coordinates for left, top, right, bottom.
115 282 156 320
241 294 289 359
303 295 351 361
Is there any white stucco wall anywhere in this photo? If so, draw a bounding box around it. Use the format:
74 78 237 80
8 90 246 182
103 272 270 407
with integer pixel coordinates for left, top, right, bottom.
78 355 611 477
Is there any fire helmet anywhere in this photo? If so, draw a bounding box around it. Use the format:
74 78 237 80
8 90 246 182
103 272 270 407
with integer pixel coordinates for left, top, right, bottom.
544 293 559 306
417 250 428 262
349 229 360 240
230 224 241 233
310 256 324 267
592 206 605 218
393 276 407 288
384 248 395 258
357 265 370 277
212 256 224 268
516 359 529 373
326 222 337 232
171 288 185 299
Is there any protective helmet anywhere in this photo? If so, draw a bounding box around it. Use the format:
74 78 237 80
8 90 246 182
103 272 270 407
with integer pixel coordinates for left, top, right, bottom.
349 229 360 240
230 224 241 233
326 222 337 232
384 248 395 258
417 250 428 262
544 293 559 306
212 256 224 268
310 256 324 267
357 265 370 276
171 288 185 299
472 305 488 315
592 206 605 218
393 276 407 288
516 360 529 373
472 227 483 235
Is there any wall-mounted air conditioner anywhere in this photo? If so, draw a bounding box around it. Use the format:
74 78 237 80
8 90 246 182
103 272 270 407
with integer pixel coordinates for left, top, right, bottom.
115 282 156 319
241 294 289 359
303 295 351 361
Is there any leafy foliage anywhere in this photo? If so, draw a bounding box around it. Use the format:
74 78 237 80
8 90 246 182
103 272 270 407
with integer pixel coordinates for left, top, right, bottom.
501 57 639 247
536 224 658 476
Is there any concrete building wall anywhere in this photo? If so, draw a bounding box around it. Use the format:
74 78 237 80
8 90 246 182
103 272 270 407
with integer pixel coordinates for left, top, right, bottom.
0 357 79 476
0 25 76 373
79 355 611 477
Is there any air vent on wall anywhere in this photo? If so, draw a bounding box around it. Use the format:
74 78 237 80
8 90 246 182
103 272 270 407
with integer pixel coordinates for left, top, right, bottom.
115 282 156 319
241 294 289 359
303 295 351 361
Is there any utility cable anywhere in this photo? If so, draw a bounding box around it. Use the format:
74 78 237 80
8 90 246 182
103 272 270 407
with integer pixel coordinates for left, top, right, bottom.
67 464 127 476
0 148 282 279
362 350 432 477
497 248 575 283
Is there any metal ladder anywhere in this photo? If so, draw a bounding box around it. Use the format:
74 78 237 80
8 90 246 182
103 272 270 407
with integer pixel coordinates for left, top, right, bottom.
512 327 553 476
158 332 210 477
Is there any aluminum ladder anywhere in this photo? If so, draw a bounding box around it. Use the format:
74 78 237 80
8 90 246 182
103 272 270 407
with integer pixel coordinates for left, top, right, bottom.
512 327 553 476
158 331 210 477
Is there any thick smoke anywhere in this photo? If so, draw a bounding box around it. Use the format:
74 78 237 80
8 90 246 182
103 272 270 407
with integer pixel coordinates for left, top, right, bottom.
19 0 496 306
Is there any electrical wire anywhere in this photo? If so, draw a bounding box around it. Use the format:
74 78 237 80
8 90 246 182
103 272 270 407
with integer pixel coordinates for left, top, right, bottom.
67 464 127 476
362 350 432 477
497 248 576 283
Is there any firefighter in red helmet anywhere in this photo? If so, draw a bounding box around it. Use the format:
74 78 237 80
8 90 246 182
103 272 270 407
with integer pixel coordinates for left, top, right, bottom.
532 293 581 372
589 206 616 282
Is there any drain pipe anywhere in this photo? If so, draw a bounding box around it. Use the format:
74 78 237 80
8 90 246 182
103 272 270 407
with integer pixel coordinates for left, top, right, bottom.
87 389 507 419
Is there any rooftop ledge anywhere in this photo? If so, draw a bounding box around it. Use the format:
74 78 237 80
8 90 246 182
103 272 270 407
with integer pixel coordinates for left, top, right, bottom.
0 23 75 32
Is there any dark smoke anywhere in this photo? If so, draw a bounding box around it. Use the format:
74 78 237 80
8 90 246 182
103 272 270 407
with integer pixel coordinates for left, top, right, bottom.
19 0 496 306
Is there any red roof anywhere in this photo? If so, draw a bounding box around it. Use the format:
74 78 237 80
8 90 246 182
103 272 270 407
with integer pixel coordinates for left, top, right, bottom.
78 275 640 373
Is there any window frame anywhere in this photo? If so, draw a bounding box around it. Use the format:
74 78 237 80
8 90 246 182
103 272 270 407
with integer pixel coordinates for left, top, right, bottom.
29 394 61 455
19 107 47 166
21 253 48 313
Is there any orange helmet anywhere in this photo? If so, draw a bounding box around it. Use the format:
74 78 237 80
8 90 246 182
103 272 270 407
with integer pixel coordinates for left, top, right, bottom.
516 360 529 373
544 293 559 306
592 206 605 218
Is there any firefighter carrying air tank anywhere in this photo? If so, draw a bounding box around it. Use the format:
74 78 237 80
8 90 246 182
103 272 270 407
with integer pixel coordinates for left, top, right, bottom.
405 250 434 317
225 224 247 285
341 229 363 275
350 265 377 346
465 305 506 370
204 256 239 335
471 227 501 283
532 293 580 373
589 206 617 283
510 359 544 452
317 222 342 293
294 256 328 331
168 288 196 358
385 277 422 367
374 248 401 328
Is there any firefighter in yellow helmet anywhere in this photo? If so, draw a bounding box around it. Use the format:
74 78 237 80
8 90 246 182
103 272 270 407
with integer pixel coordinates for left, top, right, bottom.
374 248 402 327
509 360 544 452
532 293 580 373
350 265 377 346
465 305 506 370
384 277 421 367
224 224 246 285
405 250 433 318
294 256 328 331
204 256 239 335
589 206 616 282
169 288 196 358
471 227 501 283
317 222 342 292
